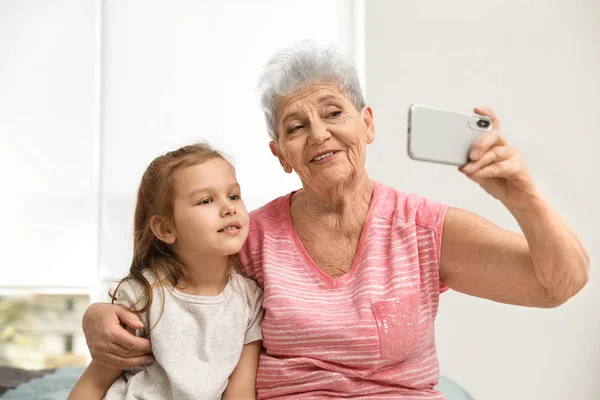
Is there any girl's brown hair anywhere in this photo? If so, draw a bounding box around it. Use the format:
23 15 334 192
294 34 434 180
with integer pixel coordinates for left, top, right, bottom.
112 142 231 322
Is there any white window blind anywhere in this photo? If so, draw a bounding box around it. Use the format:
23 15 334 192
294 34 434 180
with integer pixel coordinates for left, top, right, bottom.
1 0 360 296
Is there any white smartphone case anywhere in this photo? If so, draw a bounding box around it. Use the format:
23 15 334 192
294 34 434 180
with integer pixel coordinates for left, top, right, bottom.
407 104 492 166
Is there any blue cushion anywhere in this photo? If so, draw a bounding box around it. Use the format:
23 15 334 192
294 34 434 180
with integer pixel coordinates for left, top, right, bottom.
436 375 475 400
0 367 85 400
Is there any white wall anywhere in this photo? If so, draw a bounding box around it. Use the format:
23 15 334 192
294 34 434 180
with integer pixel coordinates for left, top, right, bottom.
364 1 599 399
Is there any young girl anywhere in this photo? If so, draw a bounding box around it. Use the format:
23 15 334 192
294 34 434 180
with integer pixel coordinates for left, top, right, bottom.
69 143 263 400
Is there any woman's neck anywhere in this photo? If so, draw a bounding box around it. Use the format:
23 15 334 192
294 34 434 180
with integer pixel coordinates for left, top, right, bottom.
294 175 375 231
176 254 230 296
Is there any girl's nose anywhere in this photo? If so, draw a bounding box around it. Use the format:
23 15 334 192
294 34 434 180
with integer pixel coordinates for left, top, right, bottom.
222 203 237 217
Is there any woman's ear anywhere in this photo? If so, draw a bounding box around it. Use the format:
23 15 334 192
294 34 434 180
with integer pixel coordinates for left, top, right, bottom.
362 106 376 144
150 215 176 244
269 141 293 173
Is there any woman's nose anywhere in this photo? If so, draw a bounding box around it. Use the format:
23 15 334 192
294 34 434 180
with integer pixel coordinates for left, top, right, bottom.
308 119 332 145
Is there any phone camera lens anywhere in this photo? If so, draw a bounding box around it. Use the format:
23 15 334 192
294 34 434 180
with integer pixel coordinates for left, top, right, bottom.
477 119 490 128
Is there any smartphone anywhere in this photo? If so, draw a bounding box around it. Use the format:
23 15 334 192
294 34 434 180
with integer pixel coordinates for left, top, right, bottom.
407 104 492 166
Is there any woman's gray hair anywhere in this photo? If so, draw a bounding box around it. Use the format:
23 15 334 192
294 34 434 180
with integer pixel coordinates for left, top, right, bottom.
258 41 366 142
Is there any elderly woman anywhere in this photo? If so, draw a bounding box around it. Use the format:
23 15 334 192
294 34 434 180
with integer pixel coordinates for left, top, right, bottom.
81 43 589 399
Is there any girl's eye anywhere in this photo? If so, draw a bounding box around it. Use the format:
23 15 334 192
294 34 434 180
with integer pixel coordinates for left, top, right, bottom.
229 194 240 201
198 198 212 205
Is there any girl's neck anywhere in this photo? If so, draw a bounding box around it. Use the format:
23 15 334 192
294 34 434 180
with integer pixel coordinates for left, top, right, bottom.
176 254 230 296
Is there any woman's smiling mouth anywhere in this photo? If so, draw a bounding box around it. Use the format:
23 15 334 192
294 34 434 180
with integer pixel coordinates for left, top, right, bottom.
310 150 340 163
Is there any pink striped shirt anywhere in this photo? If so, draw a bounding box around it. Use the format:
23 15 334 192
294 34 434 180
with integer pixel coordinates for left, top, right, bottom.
239 182 449 399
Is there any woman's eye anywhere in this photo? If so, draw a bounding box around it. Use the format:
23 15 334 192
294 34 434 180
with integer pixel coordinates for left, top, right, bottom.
229 194 240 201
328 110 342 118
288 125 303 134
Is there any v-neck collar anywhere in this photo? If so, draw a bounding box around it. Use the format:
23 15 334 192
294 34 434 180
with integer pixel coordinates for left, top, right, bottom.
282 182 380 289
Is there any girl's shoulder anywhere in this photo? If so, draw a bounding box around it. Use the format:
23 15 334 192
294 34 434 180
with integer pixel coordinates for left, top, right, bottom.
229 271 263 303
118 270 162 291
230 270 261 292
112 270 166 306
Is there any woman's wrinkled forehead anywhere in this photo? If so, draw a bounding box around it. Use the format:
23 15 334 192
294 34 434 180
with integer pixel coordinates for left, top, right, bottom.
276 83 350 121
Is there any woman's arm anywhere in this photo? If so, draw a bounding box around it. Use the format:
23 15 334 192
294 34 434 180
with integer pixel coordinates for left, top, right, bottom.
83 303 154 369
439 107 589 307
440 205 588 307
67 361 122 400
222 340 262 400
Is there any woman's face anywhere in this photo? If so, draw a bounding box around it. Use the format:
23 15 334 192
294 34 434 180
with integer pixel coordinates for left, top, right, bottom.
270 83 375 193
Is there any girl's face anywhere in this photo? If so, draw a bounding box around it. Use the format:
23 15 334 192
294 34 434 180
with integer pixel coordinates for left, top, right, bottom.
168 158 249 260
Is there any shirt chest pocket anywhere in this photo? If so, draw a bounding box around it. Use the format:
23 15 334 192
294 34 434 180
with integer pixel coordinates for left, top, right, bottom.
372 292 421 361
